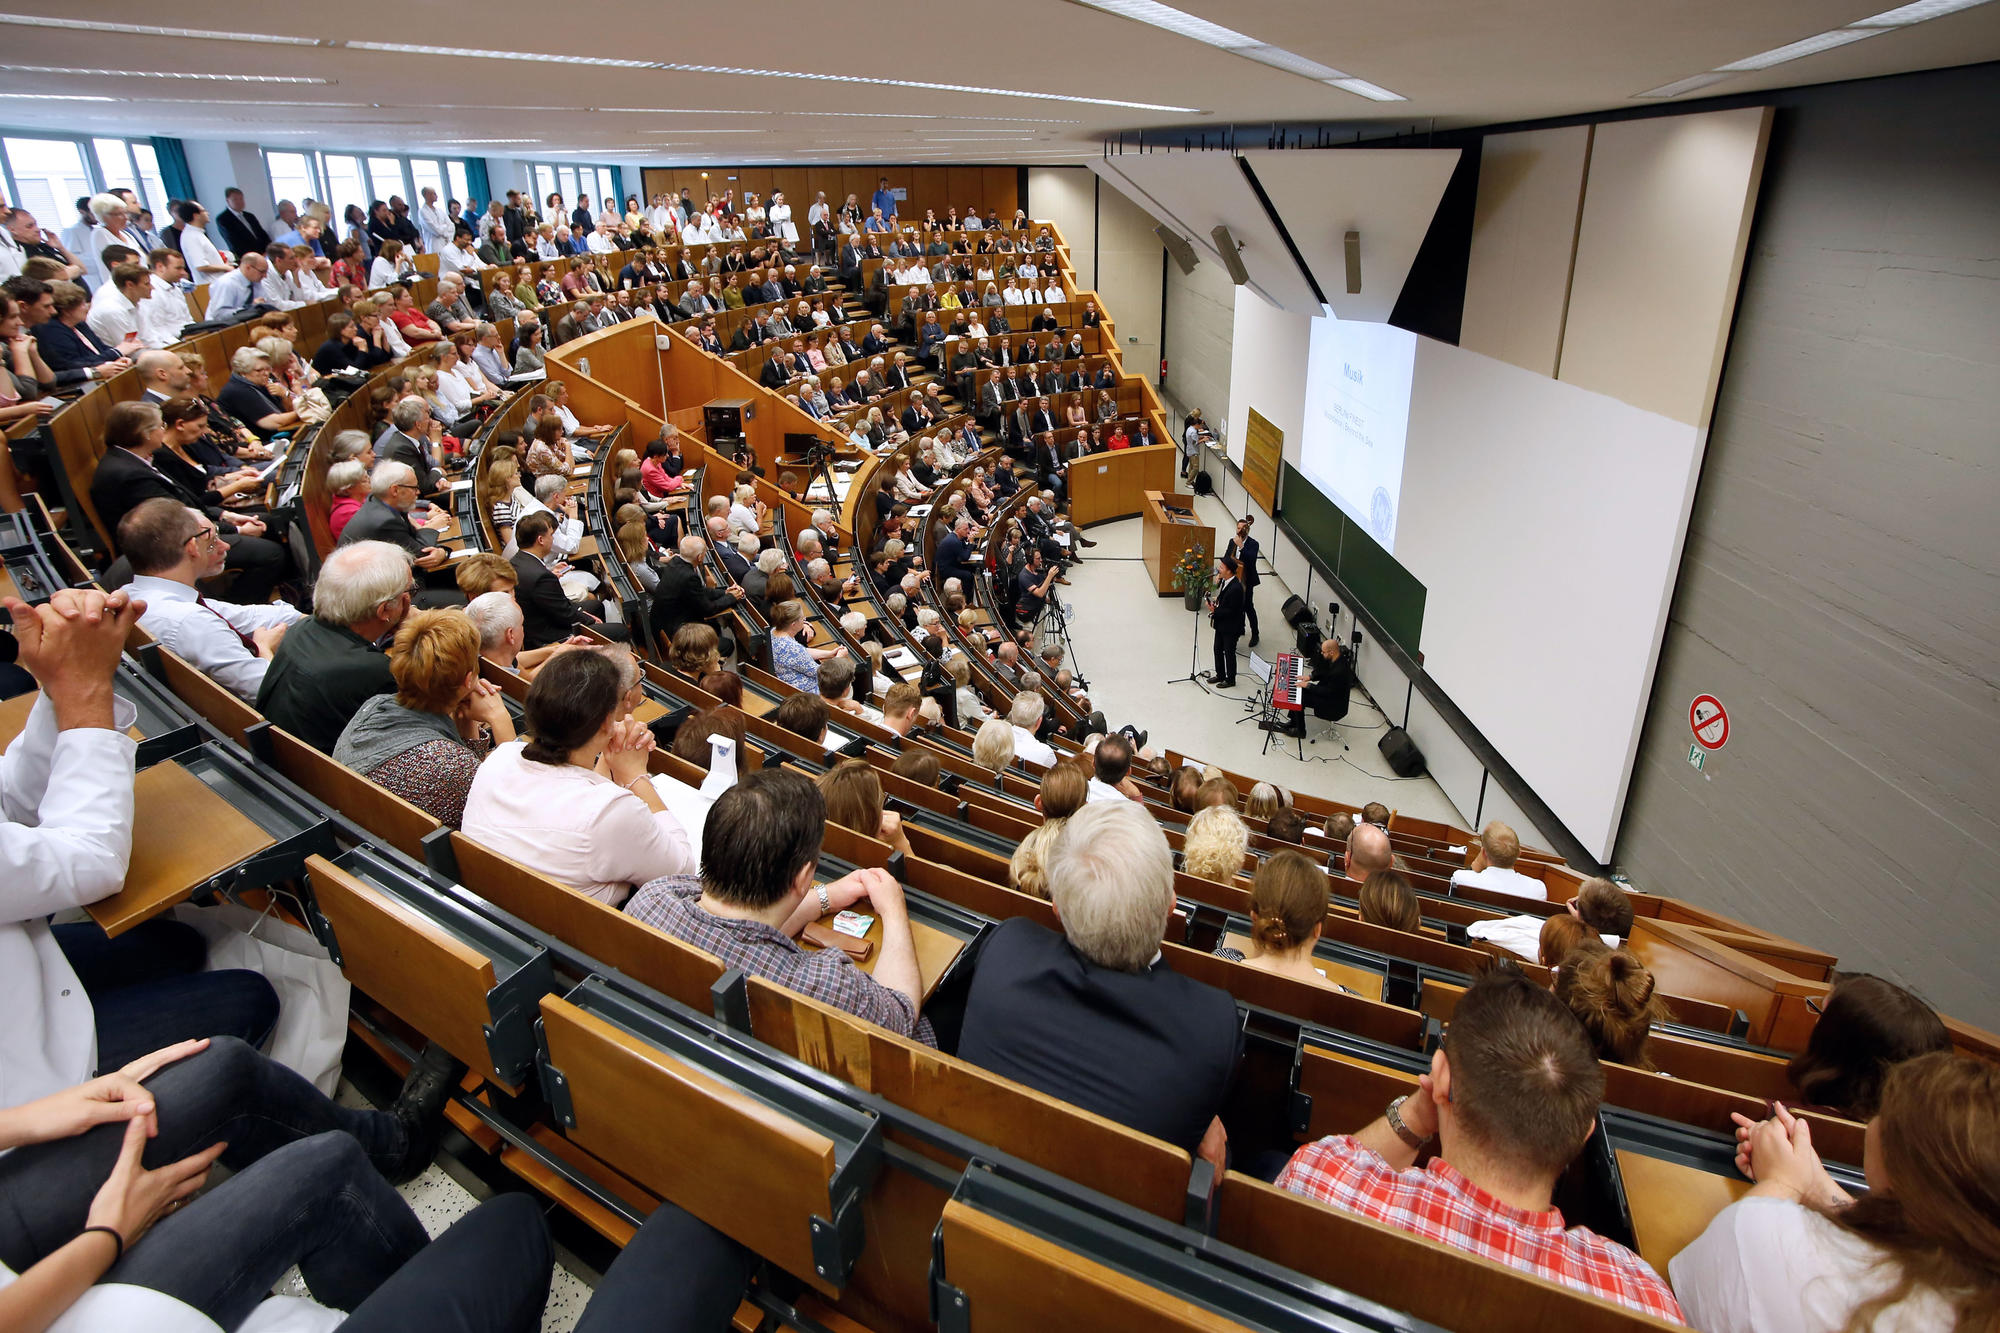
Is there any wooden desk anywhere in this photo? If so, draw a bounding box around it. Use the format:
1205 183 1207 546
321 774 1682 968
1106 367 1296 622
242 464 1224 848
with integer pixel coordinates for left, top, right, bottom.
806 910 965 1002
1140 490 1215 597
1616 1149 1748 1279
85 760 278 936
1065 442 1175 527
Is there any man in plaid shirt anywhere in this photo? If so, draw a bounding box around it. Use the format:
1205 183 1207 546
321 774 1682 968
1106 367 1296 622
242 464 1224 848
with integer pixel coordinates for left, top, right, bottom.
627 769 935 1046
1275 971 1682 1323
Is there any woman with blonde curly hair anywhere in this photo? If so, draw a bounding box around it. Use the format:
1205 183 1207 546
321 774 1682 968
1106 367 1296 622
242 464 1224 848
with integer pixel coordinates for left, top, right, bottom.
1182 804 1249 882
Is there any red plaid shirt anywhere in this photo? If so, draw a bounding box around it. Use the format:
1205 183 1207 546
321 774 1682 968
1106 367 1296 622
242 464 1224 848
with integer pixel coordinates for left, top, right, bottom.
1275 1136 1683 1324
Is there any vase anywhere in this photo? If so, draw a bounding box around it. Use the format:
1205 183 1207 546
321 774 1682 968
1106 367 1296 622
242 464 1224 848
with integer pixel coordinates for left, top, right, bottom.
1183 589 1202 612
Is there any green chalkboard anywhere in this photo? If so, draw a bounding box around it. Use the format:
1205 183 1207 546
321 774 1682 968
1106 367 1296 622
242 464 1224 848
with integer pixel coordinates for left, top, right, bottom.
1276 462 1426 657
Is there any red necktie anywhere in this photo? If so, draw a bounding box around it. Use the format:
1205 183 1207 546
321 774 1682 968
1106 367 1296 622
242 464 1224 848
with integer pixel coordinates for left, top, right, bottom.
196 595 259 654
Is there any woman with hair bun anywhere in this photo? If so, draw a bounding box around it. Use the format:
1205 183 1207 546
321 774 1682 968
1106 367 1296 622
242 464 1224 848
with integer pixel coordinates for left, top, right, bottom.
1553 945 1670 1070
1219 850 1350 993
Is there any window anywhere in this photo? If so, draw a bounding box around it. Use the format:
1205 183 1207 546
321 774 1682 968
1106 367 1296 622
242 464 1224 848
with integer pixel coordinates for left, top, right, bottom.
129 143 169 218
446 160 469 205
366 157 408 203
1 137 91 232
409 157 444 205
557 167 577 202
322 154 367 228
264 151 317 215
533 164 556 207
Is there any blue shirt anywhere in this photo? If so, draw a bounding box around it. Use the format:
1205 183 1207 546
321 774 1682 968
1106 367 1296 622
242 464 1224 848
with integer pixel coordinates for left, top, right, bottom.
771 629 818 692
871 188 898 220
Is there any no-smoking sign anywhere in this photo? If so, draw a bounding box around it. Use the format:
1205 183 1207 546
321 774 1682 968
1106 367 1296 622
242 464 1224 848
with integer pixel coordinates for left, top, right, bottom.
1690 695 1729 750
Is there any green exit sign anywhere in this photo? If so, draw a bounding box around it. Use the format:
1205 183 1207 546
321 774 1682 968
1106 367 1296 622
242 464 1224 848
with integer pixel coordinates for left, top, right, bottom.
1687 743 1706 772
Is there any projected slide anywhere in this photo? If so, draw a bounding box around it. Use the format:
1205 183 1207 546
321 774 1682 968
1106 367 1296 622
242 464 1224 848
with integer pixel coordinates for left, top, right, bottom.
1299 317 1417 552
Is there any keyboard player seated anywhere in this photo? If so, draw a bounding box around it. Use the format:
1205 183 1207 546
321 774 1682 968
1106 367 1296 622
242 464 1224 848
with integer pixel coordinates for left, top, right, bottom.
1284 637 1353 736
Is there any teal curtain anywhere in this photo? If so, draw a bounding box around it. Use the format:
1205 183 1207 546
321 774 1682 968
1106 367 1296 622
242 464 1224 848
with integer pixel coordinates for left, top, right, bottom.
610 166 624 207
151 137 195 203
463 157 491 214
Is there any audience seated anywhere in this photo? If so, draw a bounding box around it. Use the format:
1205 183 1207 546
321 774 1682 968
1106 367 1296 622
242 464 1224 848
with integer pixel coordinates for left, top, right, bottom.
0 1035 484 1328
1469 874 1630 962
957 800 1240 1163
465 590 587 682
1275 969 1682 1320
333 609 516 829
627 769 935 1045
0 589 281 1109
89 401 289 606
510 511 623 646
121 499 304 705
770 690 829 745
1006 692 1057 767
1195 776 1239 811
1342 822 1394 884
651 536 745 642
1085 732 1137 803
1537 913 1599 971
1357 869 1422 933
461 649 693 906
1265 806 1308 844
1783 973 1951 1121
1554 946 1667 1070
1008 766 1087 899
1183 805 1250 882
1217 849 1351 993
1672 1052 1998 1332
972 717 1016 774
338 462 465 608
257 541 408 753
1450 821 1546 900
817 758 911 856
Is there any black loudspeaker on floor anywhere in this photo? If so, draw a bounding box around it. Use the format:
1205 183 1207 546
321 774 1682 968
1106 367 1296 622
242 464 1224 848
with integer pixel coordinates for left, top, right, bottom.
1378 725 1427 778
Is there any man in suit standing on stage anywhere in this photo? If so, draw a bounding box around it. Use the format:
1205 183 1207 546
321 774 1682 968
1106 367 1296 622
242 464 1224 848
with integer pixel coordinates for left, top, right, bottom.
1225 515 1262 647
1207 556 1246 688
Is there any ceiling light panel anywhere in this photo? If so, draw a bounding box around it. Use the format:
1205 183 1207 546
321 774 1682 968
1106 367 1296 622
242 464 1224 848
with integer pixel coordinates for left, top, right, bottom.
1850 0 1992 24
0 63 331 82
1631 72 1733 98
1061 0 1403 101
1713 27 1880 70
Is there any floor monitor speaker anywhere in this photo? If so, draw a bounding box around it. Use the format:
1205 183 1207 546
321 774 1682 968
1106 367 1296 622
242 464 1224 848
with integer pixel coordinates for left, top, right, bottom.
1379 726 1427 778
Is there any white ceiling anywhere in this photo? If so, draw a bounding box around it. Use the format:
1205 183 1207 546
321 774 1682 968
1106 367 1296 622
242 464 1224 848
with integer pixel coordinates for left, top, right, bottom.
0 0 1993 162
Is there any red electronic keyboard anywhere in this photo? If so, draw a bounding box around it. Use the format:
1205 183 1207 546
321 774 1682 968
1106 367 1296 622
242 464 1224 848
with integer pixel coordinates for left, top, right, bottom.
1272 652 1304 711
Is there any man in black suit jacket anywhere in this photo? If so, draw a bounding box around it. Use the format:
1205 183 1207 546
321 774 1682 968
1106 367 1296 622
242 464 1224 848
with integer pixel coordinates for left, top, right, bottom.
1223 515 1262 646
650 535 745 640
510 512 625 647
1207 556 1246 687
759 353 792 390
957 800 1239 1160
216 188 270 259
374 399 444 494
934 516 981 590
337 464 466 607
1292 636 1354 734
89 433 291 604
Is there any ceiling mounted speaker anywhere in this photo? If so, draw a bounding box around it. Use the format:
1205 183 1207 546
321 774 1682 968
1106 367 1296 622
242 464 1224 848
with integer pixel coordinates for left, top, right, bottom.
1154 224 1199 276
1344 230 1362 295
1211 224 1250 286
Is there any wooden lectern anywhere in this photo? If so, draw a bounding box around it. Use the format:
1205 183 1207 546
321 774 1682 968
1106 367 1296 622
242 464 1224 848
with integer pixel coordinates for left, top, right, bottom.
1141 490 1215 596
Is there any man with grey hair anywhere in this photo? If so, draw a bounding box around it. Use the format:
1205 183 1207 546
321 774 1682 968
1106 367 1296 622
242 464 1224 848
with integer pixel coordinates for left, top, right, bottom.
337 461 462 605
650 532 745 639
1006 691 1058 768
957 799 1239 1162
375 395 442 493
256 540 412 751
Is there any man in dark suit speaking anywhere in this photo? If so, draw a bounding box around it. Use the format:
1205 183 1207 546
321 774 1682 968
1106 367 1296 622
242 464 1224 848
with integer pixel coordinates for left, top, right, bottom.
1207 555 1246 688
1224 515 1262 647
955 800 1239 1164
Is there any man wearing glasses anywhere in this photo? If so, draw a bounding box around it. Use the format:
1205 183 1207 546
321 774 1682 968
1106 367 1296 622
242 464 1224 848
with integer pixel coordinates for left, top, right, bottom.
119 500 304 704
336 462 466 608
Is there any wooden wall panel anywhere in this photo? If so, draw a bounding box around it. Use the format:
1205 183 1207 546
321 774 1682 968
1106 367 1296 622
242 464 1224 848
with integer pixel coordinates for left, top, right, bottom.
1459 126 1592 379
910 167 950 218
985 165 1020 218
628 165 1024 220
1558 106 1772 427
737 168 772 199
807 169 844 210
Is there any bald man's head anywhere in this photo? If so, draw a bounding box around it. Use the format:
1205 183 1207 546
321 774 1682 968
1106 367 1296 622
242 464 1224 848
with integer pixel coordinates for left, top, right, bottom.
1346 823 1393 880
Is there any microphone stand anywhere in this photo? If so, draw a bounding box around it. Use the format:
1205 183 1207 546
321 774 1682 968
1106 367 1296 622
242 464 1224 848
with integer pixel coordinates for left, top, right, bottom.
1166 596 1212 692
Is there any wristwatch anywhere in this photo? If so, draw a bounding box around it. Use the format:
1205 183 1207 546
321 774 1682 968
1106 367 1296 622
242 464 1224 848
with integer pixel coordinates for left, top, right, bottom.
1386 1094 1434 1151
816 883 831 916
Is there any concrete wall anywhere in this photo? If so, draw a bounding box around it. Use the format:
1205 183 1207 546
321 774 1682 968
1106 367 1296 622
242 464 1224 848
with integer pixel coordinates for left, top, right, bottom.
1161 253 1237 433
1027 166 1163 386
1616 64 2000 1027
